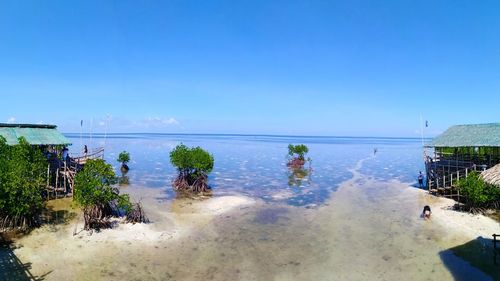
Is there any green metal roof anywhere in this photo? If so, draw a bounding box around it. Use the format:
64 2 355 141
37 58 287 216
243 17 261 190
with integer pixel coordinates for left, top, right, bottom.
0 123 71 146
427 123 500 148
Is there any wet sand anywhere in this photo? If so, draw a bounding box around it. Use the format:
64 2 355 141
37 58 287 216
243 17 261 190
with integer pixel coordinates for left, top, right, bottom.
9 159 500 280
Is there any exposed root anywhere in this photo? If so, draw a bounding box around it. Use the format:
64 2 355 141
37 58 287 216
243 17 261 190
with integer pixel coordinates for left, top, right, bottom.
192 174 210 193
172 173 211 193
173 174 190 191
287 158 306 168
0 214 40 232
126 202 149 224
454 202 498 216
82 203 114 231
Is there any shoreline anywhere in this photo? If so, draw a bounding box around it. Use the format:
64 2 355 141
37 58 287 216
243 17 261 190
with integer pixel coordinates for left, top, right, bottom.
338 156 499 241
5 158 500 280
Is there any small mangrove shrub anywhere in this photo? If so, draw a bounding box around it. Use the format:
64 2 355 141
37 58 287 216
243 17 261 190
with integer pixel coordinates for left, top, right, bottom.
287 144 310 168
457 172 500 214
169 144 214 193
126 201 149 224
117 151 130 173
0 137 47 231
73 159 146 230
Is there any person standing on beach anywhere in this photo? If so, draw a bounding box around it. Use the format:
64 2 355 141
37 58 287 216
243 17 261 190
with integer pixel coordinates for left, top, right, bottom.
83 145 88 156
418 171 424 188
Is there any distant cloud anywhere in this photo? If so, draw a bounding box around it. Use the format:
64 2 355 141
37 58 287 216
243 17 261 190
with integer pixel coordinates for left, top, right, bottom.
57 115 181 133
140 117 180 127
6 117 16 124
165 117 179 125
97 114 113 127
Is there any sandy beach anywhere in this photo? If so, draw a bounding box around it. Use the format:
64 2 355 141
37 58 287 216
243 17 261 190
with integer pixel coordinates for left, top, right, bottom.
6 159 500 281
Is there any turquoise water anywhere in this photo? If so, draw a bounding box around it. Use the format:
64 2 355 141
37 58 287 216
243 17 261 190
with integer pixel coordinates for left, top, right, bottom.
66 134 425 206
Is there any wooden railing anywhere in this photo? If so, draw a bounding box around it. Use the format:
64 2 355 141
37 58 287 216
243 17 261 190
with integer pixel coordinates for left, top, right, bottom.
70 147 105 164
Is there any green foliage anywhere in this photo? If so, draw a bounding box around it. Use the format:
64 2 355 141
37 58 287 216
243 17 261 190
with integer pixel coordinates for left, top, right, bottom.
0 136 47 227
169 144 214 192
288 144 309 160
74 159 132 213
169 144 214 176
437 146 500 158
457 172 500 211
117 151 130 165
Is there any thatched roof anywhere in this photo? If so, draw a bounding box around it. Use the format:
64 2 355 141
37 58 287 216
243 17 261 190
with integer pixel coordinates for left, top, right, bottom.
481 164 500 187
0 123 71 146
426 123 500 148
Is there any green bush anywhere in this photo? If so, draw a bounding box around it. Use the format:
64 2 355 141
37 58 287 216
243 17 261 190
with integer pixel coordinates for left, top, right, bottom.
457 172 500 213
288 144 309 160
117 151 130 165
169 144 214 192
170 144 214 177
74 159 132 230
0 136 47 230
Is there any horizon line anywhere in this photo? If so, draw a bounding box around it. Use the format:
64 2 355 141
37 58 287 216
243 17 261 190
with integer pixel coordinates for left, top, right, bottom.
63 132 434 140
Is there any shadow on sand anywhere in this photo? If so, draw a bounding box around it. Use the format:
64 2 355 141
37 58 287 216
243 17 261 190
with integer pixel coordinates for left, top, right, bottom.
0 200 75 280
0 239 50 281
440 236 499 281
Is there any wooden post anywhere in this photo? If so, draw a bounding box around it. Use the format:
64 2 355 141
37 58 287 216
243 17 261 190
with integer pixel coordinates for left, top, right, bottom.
46 164 51 199
55 168 59 198
64 163 67 195
46 164 50 189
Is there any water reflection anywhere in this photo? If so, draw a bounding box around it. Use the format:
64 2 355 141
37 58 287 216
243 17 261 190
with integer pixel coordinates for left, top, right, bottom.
119 175 130 186
287 167 312 187
67 134 423 207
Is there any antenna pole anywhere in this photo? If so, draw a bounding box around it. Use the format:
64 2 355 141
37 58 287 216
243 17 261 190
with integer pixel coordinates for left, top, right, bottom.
420 115 424 147
90 117 94 151
80 120 83 154
103 115 110 158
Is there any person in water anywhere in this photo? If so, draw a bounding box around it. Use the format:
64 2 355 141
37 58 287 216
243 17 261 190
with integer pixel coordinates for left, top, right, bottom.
422 205 431 219
418 171 424 188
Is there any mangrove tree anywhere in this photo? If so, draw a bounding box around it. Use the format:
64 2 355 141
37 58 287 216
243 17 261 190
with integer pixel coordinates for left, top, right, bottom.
0 137 47 231
169 144 214 193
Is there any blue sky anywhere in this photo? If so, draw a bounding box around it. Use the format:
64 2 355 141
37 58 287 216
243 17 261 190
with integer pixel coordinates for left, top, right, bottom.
1 0 499 137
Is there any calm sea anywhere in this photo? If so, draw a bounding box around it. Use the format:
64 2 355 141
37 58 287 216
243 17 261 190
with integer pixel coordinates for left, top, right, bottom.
65 134 426 206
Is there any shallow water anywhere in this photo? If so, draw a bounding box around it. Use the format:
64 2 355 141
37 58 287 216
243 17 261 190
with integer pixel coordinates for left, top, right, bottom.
66 134 425 206
12 134 497 280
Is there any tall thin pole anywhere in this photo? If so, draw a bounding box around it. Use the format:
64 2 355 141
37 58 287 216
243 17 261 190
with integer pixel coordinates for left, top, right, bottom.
420 115 424 147
80 120 83 154
421 115 428 160
90 117 94 151
103 115 110 158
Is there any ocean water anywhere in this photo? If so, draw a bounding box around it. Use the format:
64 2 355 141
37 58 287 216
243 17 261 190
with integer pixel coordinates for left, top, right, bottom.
39 134 495 280
66 134 425 206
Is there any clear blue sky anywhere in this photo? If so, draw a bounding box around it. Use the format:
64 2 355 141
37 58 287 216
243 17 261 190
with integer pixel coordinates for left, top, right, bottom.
1 0 499 137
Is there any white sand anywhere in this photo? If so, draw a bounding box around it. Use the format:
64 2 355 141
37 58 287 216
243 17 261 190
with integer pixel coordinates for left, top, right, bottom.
408 186 499 240
8 158 500 280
